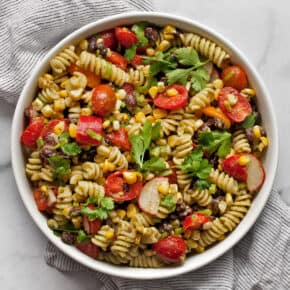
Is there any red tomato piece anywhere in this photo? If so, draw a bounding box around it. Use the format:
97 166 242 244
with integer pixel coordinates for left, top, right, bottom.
105 171 142 202
130 55 143 68
106 51 127 70
183 213 210 232
115 27 137 48
106 128 131 151
154 84 189 110
101 30 117 50
222 65 248 91
153 235 187 263
40 119 68 139
218 87 252 123
68 63 100 88
76 115 102 145
33 188 49 212
21 117 45 148
83 216 102 235
222 154 248 181
92 84 116 117
76 241 99 259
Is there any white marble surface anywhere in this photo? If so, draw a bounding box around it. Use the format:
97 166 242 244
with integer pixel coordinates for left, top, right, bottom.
1 0 290 289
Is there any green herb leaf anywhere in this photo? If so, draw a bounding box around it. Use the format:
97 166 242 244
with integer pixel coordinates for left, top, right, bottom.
241 113 256 129
100 197 114 211
198 131 232 158
77 230 89 242
160 194 176 211
142 157 167 172
129 134 144 168
151 122 161 141
84 196 98 206
61 142 81 156
179 148 212 187
175 47 201 66
124 44 136 61
166 68 192 85
196 179 211 189
36 137 44 148
190 67 210 92
142 120 152 150
131 22 149 47
48 155 70 181
59 132 70 146
81 206 108 220
87 129 102 141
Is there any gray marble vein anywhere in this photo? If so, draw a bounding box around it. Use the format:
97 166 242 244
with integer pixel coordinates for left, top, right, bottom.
1 0 290 289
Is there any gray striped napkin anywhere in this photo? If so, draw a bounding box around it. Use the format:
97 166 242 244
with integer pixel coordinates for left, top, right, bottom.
2 0 290 289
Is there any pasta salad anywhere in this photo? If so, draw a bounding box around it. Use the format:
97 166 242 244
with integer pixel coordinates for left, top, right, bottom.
21 23 269 268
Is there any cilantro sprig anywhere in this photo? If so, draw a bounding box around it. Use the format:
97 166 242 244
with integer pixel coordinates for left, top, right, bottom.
129 120 166 172
160 194 176 211
179 148 212 189
198 130 232 158
241 113 256 129
131 22 149 47
48 155 70 181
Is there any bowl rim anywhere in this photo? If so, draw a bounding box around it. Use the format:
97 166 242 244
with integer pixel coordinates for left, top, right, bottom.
11 11 278 279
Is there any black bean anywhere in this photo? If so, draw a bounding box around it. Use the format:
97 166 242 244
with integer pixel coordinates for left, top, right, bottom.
43 133 57 146
88 37 97 52
125 94 137 113
245 128 254 144
40 145 55 159
123 183 129 193
144 27 158 42
106 218 114 227
61 232 76 245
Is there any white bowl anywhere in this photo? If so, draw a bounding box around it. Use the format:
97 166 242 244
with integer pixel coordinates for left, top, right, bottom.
11 12 278 279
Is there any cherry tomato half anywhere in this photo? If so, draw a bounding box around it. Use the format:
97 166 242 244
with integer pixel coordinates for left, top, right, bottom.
68 63 100 88
153 235 187 263
83 215 102 235
92 84 116 117
130 54 143 68
105 171 142 202
21 117 45 148
153 84 189 110
76 241 99 259
218 87 252 123
106 128 131 151
40 119 69 139
183 213 211 232
221 65 248 91
222 154 247 181
106 51 127 70
101 30 117 50
76 115 102 145
115 27 137 48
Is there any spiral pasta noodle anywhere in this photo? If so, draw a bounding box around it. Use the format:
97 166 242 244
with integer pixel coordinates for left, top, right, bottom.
91 225 115 251
129 254 164 268
25 151 42 181
97 145 128 170
232 130 251 153
73 181 104 202
188 189 213 207
82 162 103 181
186 87 215 113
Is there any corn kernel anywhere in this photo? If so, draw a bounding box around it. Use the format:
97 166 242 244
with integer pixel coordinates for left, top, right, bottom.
238 155 250 166
54 99 66 111
148 86 158 98
168 184 178 195
102 160 116 173
116 209 126 219
241 88 256 97
208 184 216 194
80 144 91 151
121 113 129 122
127 203 138 219
96 177 106 185
253 125 261 139
54 121 65 135
214 89 220 100
69 123 77 138
156 138 167 146
40 185 47 192
157 180 169 195
163 25 176 34
153 108 167 119
157 40 170 52
227 93 238 105
135 234 142 245
225 193 233 207
41 105 54 117
157 82 166 93
62 207 71 219
102 120 111 129
79 39 88 50
44 73 54 81
123 171 138 185
72 216 83 229
260 136 269 147
146 116 155 123
163 33 174 40
135 112 146 123
213 79 224 89
224 100 232 112
168 135 179 147
124 151 133 163
146 48 155 56
105 230 114 239
81 107 92 116
196 245 205 253
59 90 68 98
166 88 178 97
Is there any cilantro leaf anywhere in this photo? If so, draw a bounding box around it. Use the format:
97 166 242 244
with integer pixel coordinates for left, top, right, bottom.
179 148 212 188
198 131 232 158
77 230 89 242
131 22 149 47
87 129 102 141
175 47 200 66
129 134 144 168
48 155 70 181
61 142 81 156
124 44 136 61
36 137 44 148
142 120 152 150
100 197 114 211
160 194 176 211
196 179 211 189
59 132 69 146
166 68 192 85
190 67 210 92
151 122 161 141
142 157 167 172
241 113 256 129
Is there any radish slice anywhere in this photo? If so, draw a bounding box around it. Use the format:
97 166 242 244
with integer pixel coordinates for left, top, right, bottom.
47 189 57 207
138 177 167 216
246 154 265 192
